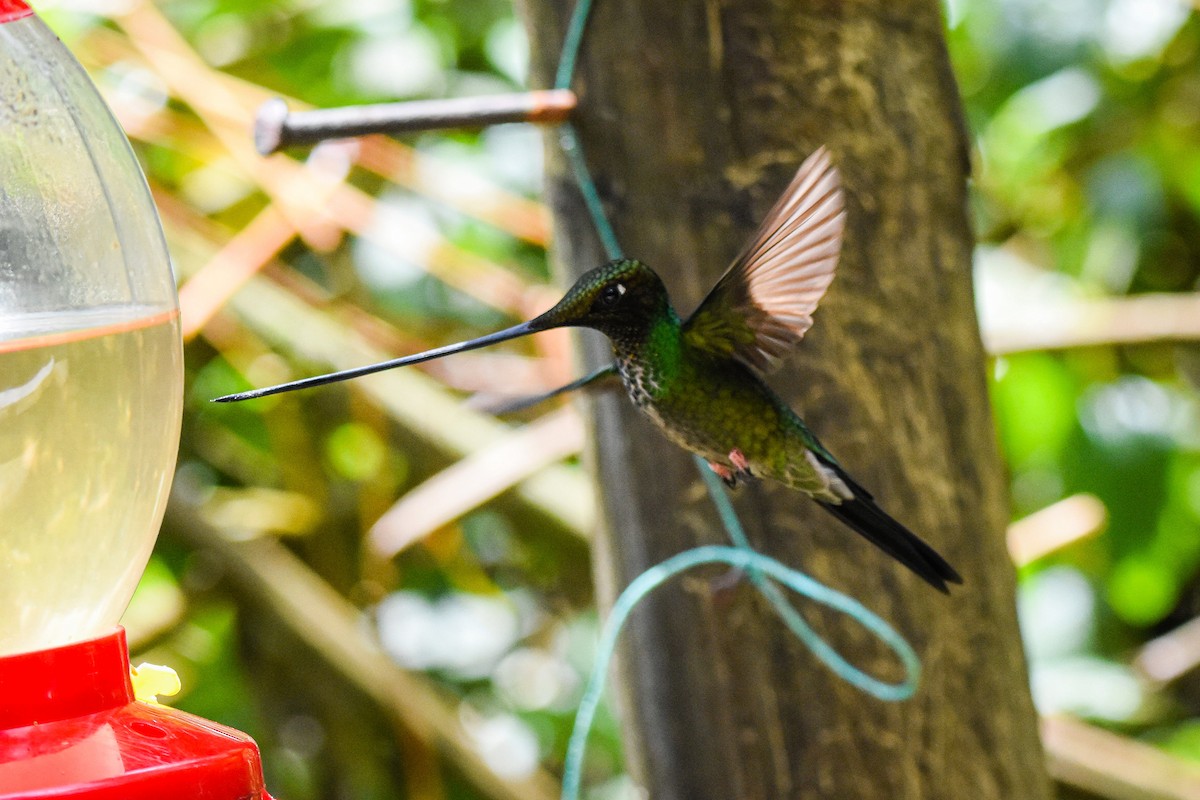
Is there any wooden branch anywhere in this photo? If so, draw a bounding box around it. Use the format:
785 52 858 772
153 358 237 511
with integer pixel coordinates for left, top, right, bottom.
178 204 296 341
1007 494 1107 567
254 91 577 153
983 293 1200 355
370 407 587 557
162 498 561 800
1135 615 1200 686
1043 715 1200 800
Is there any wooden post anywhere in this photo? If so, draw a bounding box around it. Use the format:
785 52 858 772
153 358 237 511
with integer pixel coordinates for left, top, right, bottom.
522 1 1052 798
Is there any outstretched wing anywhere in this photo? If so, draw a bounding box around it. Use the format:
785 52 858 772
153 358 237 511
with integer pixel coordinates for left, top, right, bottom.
471 363 620 415
682 147 845 373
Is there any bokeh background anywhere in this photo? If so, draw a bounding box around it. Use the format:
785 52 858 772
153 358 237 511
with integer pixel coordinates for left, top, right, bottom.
32 0 1200 796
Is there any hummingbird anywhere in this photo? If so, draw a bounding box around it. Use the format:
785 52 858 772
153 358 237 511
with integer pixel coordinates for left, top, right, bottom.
215 148 962 593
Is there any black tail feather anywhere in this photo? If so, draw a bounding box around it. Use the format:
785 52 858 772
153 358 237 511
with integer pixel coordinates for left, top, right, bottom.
816 495 963 594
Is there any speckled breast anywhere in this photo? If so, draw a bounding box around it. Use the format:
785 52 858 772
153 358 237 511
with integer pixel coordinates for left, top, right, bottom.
615 356 658 410
615 354 727 461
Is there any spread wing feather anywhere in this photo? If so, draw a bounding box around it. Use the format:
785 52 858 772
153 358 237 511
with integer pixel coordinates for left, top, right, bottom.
682 147 845 372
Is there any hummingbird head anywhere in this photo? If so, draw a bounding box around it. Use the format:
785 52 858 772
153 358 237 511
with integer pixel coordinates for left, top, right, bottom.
212 259 672 403
530 259 673 345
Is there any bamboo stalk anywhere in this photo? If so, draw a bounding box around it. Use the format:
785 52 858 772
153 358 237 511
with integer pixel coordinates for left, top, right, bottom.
983 293 1200 355
1042 715 1200 800
1007 494 1107 567
178 204 297 341
1135 615 1200 686
370 407 586 558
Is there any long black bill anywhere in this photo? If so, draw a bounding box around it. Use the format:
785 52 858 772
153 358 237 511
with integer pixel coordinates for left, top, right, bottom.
212 320 544 403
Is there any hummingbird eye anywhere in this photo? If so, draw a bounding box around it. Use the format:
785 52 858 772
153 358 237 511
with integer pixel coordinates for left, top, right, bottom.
596 282 626 309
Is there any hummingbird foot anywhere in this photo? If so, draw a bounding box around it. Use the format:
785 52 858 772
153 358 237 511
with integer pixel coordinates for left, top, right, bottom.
728 448 755 481
707 450 754 488
707 460 739 488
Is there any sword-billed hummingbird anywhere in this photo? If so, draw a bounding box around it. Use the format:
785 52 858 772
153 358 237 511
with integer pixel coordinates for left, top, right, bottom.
215 148 962 593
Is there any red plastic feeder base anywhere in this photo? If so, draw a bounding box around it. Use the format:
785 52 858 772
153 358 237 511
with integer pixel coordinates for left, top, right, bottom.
0 628 271 799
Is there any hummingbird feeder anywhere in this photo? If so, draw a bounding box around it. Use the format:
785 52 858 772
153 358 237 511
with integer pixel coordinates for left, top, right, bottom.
0 2 269 796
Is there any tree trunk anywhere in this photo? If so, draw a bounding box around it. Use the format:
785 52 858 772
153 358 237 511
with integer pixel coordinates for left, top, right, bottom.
521 1 1052 798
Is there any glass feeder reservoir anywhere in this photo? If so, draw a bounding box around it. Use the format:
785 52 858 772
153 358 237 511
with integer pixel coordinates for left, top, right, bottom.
0 2 182 658
0 4 269 797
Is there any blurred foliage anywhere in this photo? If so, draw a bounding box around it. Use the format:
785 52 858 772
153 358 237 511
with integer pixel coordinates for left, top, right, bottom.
32 0 1200 795
950 0 1200 756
